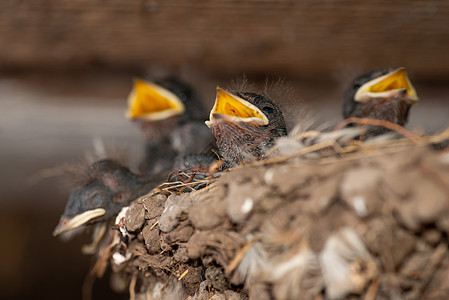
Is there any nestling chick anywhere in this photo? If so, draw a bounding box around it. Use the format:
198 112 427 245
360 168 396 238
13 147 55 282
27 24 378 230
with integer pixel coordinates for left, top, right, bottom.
126 77 214 175
206 88 287 168
343 67 418 136
53 159 163 238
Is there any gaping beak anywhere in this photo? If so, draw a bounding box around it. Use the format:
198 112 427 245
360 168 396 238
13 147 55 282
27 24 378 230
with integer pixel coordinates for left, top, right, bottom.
53 208 106 237
126 78 185 121
205 88 269 128
354 67 419 104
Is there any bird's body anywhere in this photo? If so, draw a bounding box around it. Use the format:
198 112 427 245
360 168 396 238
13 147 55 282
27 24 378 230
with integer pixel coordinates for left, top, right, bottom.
206 89 287 168
342 67 418 136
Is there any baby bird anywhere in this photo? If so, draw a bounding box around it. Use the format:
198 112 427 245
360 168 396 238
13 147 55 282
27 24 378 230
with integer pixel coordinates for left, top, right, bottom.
126 77 214 175
206 88 287 168
53 159 162 239
342 67 419 136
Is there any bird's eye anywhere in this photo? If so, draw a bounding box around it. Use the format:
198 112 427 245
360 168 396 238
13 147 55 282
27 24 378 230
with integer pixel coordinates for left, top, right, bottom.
354 84 361 90
112 192 125 203
262 106 273 114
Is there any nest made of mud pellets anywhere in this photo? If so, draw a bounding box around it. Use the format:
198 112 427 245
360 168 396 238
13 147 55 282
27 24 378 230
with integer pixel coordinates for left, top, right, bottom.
91 127 449 300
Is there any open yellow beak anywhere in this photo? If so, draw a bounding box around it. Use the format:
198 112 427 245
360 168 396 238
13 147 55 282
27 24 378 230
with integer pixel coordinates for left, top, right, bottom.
354 67 418 104
53 208 106 236
205 88 269 128
126 78 185 121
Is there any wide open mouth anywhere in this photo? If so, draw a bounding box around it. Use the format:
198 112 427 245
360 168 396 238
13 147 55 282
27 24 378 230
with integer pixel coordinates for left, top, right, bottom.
126 78 185 121
354 67 418 103
205 88 268 128
52 208 106 236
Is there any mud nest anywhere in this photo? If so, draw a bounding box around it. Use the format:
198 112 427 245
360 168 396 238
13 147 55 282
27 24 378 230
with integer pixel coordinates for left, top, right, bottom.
91 126 449 300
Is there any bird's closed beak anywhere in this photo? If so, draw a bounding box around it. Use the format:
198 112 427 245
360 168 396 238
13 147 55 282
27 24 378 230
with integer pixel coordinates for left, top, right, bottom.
126 78 185 121
205 88 269 128
354 67 419 103
53 208 106 236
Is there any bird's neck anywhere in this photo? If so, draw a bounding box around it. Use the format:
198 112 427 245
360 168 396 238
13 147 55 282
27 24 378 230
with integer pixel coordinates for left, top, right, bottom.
141 138 177 176
210 121 276 168
360 97 412 126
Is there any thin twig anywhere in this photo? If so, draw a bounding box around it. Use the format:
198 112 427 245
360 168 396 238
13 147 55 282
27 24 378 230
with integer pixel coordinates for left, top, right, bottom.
334 117 424 144
178 269 189 281
411 243 448 299
82 272 95 300
364 277 380 300
226 236 261 274
247 139 336 167
129 273 138 300
428 127 449 144
149 220 159 230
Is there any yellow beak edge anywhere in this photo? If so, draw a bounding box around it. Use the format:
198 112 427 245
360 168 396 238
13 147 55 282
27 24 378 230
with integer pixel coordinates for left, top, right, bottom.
354 67 419 104
53 208 106 236
205 88 269 128
126 78 185 121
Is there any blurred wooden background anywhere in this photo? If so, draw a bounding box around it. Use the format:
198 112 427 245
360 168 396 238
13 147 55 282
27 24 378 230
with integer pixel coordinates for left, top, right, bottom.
1 0 449 79
1 1 449 300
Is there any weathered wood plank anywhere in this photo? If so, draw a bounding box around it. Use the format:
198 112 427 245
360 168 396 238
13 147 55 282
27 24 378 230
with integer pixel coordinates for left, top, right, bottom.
1 0 449 79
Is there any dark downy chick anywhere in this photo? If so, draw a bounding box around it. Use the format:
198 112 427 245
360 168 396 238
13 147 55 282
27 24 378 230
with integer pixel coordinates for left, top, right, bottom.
343 67 419 135
126 77 214 175
53 159 162 238
206 88 287 168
